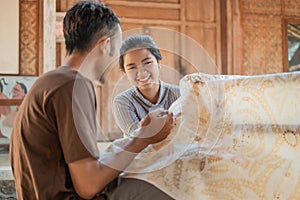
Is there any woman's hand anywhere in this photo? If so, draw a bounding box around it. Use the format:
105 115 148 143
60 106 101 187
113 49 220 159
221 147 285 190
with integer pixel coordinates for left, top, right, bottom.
136 109 174 145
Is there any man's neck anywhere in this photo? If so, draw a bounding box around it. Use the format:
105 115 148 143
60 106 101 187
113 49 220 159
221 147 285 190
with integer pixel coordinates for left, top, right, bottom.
63 53 87 71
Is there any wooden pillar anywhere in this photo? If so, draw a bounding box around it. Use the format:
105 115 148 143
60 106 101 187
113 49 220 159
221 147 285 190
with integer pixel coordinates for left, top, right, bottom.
225 0 242 75
43 0 56 73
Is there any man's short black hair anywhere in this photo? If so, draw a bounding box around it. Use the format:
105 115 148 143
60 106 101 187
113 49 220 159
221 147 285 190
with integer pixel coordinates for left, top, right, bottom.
63 1 120 55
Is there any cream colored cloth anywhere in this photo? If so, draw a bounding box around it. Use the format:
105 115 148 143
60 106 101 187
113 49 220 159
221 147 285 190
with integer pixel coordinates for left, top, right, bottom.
101 72 300 199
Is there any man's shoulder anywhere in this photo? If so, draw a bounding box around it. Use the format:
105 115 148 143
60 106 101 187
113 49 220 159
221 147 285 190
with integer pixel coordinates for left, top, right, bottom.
39 66 78 81
34 66 88 90
27 66 88 102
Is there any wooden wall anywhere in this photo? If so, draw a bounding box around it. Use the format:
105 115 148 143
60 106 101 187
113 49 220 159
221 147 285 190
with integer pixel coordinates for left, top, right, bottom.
240 0 300 75
18 0 300 138
18 0 300 75
56 0 221 74
104 0 221 76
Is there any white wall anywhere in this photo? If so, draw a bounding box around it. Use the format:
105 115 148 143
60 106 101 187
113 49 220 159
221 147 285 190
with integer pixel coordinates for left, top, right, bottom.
0 0 19 74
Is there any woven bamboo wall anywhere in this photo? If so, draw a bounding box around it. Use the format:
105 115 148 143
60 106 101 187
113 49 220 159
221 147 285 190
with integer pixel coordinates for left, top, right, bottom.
240 0 300 75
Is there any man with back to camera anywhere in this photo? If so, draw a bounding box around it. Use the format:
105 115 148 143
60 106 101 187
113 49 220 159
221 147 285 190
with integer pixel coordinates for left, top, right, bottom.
10 1 174 199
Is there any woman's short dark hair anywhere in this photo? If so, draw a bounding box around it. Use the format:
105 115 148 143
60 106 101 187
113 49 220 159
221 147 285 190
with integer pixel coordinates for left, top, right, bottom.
119 35 162 71
63 1 120 55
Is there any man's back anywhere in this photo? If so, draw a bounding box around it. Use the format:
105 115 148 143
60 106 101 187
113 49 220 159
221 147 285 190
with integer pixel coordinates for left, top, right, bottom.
10 66 99 199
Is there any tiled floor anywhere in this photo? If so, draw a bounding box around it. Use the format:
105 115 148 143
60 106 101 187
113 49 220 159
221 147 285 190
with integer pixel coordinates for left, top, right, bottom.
0 148 13 180
0 137 10 170
0 148 10 167
0 148 16 199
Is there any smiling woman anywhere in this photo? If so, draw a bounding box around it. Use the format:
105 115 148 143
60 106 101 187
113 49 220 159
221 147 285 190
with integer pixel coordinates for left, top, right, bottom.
112 35 181 137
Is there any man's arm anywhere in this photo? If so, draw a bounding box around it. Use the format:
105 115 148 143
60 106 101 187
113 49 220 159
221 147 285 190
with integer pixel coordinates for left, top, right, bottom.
69 111 174 199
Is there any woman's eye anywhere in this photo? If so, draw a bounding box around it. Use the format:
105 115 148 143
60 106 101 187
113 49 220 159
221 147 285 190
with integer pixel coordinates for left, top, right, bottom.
126 66 136 70
144 61 152 65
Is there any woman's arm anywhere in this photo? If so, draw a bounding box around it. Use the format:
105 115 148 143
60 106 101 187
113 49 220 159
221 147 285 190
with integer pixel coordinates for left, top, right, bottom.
112 97 140 136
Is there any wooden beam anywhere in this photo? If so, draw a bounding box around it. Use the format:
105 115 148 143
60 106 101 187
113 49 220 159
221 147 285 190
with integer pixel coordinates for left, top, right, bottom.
120 18 181 26
120 18 217 27
186 21 217 28
179 0 186 74
220 0 227 74
105 0 180 9
0 99 23 106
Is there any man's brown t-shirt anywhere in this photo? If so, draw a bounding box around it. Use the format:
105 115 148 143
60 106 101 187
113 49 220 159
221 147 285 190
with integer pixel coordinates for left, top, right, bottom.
10 66 99 199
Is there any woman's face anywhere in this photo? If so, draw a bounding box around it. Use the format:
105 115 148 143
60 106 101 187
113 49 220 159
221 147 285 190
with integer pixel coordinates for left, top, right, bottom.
123 48 160 91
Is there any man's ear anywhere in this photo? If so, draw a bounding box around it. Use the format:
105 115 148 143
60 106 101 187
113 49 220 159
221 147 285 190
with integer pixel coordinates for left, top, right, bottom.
97 37 111 55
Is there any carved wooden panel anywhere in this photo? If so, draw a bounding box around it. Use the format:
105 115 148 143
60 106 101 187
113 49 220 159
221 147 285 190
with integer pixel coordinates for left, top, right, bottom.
241 0 282 15
19 1 39 75
242 14 283 75
283 0 300 17
239 0 300 75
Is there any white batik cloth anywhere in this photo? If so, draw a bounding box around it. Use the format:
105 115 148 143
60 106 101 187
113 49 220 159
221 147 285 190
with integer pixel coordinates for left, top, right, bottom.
101 72 300 200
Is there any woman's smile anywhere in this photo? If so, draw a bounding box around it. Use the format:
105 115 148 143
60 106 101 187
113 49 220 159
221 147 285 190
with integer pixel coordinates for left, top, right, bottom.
137 72 151 84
